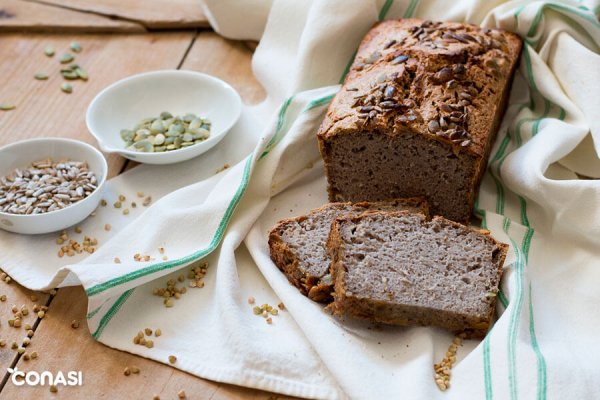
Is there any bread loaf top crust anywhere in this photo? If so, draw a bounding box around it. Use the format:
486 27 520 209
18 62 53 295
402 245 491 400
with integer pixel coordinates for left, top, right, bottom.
317 18 522 158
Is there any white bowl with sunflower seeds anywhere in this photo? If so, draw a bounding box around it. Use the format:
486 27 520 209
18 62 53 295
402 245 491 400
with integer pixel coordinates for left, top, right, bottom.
86 70 242 165
0 138 107 235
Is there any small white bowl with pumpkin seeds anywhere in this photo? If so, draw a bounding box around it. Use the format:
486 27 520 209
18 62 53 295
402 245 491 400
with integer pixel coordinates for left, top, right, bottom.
86 70 242 165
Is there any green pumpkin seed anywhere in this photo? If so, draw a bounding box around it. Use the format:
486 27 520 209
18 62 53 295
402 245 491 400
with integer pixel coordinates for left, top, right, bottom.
44 47 55 57
121 112 211 153
70 42 82 53
34 73 49 80
75 67 88 81
120 129 134 142
0 104 16 111
61 70 79 80
154 133 166 145
59 53 75 64
61 83 73 94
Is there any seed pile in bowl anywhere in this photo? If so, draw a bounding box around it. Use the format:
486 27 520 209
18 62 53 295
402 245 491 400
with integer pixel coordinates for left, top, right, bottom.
0 159 98 215
121 112 211 153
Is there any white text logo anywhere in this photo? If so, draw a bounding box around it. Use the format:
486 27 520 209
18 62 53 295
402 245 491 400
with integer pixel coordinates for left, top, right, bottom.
8 367 83 387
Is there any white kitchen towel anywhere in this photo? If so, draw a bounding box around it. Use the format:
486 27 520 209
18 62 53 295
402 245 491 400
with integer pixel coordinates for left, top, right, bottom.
1 0 600 398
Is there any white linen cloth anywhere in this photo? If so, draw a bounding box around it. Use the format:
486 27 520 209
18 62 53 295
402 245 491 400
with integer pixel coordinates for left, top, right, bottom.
1 0 600 398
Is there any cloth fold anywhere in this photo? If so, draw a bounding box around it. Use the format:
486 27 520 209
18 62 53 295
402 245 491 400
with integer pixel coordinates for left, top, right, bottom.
1 0 600 398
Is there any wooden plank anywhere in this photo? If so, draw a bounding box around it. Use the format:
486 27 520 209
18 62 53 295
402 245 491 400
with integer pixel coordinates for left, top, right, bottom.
0 0 145 33
24 0 209 29
0 287 291 399
0 270 49 375
182 31 266 105
0 31 195 178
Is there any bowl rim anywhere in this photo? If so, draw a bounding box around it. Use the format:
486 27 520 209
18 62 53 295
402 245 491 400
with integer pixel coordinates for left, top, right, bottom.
85 69 243 158
0 137 108 219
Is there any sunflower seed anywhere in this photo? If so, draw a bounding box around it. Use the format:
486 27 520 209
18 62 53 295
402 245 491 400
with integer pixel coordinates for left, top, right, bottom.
433 67 453 83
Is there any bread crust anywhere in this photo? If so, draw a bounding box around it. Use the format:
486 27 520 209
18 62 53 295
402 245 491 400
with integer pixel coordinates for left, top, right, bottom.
317 18 523 223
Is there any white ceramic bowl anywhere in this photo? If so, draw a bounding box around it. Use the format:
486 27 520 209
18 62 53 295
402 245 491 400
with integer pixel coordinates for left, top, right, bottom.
86 70 242 165
0 138 107 235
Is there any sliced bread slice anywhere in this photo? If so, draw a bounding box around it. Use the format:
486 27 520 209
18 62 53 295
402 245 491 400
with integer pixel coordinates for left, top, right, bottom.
268 198 428 302
327 211 508 338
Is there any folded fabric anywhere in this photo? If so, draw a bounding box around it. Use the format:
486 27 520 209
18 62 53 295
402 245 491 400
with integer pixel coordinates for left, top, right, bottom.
1 0 600 398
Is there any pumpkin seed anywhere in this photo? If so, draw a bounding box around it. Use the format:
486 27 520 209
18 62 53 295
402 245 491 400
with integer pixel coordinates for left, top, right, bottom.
61 70 79 80
0 104 15 111
121 112 211 153
70 42 82 53
59 53 74 64
44 46 55 57
60 83 73 93
34 73 49 80
75 67 88 81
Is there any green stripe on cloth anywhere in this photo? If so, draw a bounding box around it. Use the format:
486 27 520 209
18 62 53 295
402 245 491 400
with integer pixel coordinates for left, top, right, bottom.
86 156 253 297
339 50 357 84
498 290 509 308
529 282 547 400
403 0 419 18
305 94 336 111
483 333 493 400
92 289 134 339
378 0 394 21
503 219 525 400
260 95 295 159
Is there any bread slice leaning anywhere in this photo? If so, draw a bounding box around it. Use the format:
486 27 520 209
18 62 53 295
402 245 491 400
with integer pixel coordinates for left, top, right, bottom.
268 198 428 303
327 210 508 338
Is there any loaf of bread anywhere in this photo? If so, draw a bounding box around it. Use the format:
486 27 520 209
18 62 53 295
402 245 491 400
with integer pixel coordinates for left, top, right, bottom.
327 210 508 338
268 198 428 302
317 19 522 223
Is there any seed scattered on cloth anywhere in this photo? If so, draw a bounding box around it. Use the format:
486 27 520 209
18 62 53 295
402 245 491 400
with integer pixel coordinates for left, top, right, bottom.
168 355 177 364
150 262 207 306
216 164 230 174
34 73 49 80
44 46 55 57
0 104 16 111
433 334 465 391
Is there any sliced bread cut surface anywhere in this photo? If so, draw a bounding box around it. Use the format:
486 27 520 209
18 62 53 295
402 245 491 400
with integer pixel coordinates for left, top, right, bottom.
268 198 428 303
327 211 508 337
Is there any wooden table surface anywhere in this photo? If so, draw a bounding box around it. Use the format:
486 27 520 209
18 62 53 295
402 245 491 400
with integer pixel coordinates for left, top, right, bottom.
0 2 296 399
